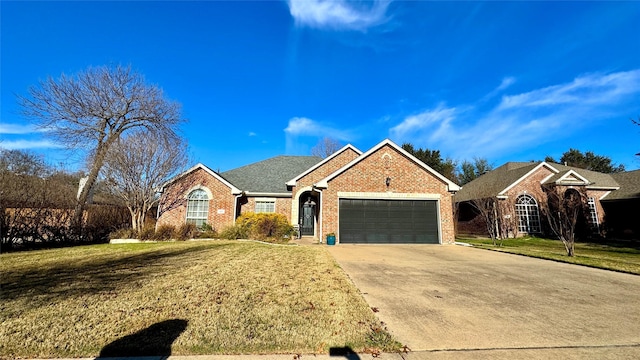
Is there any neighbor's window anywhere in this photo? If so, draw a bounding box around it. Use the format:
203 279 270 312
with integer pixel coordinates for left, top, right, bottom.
255 199 276 213
186 189 209 227
515 194 541 234
588 197 600 229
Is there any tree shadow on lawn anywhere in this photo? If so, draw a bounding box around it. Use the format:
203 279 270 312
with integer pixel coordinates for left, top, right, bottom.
98 319 188 358
1 242 232 307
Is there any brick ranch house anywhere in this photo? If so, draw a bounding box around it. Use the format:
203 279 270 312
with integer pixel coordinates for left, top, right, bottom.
157 139 461 244
455 161 640 239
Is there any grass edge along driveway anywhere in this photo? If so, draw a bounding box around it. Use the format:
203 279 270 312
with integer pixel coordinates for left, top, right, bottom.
0 241 400 359
459 237 640 275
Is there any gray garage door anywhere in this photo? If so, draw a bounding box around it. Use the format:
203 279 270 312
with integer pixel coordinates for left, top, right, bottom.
338 199 439 244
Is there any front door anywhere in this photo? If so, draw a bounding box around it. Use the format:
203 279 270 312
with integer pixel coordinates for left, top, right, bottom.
300 199 316 236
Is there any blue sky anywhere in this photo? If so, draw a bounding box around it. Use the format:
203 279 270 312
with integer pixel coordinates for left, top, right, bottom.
2 1 639 172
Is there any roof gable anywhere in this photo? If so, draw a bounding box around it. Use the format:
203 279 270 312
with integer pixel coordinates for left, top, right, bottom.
286 144 362 186
315 139 461 192
161 163 242 194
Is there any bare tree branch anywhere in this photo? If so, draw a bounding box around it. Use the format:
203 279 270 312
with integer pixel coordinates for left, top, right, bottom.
102 131 189 231
18 65 185 229
311 137 342 158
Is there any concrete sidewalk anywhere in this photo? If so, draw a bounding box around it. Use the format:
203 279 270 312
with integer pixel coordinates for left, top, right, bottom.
42 344 640 360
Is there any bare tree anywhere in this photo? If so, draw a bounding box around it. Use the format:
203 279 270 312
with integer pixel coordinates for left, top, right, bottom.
311 137 342 158
19 65 184 229
102 130 189 231
469 198 502 246
540 186 587 257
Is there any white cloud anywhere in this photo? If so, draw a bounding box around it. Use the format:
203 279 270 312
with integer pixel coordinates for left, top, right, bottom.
284 117 354 153
498 70 640 110
389 69 640 160
0 139 63 150
0 123 45 135
288 0 391 31
248 132 257 137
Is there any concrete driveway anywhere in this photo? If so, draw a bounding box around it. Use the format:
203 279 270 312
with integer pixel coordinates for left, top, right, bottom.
327 244 640 358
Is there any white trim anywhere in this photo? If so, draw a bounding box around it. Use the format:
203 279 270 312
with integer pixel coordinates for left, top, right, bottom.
540 172 556 184
315 139 461 192
255 197 277 202
587 186 620 191
496 195 509 200
555 170 590 185
337 191 441 200
499 161 558 196
599 191 613 200
244 192 291 197
185 185 213 199
291 186 314 227
161 163 242 195
285 144 363 186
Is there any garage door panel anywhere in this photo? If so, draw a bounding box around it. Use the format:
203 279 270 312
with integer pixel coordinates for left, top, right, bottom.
339 198 439 244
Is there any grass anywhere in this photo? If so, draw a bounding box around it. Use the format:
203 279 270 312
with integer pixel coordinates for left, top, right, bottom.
458 236 640 275
0 241 400 359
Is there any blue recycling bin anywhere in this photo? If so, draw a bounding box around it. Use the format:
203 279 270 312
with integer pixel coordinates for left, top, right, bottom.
326 234 336 245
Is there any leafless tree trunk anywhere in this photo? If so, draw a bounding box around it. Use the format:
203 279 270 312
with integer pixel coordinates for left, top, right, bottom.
102 130 189 232
19 65 184 230
541 186 587 257
311 137 342 158
469 197 503 246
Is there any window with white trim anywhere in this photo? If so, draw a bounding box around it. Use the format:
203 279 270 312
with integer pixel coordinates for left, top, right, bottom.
186 189 209 227
515 194 541 234
588 197 600 229
255 198 276 213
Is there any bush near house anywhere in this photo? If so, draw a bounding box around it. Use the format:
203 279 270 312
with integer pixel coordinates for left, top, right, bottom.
220 212 294 243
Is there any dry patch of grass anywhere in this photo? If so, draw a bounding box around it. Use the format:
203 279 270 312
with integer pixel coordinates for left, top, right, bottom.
460 237 640 275
0 241 400 358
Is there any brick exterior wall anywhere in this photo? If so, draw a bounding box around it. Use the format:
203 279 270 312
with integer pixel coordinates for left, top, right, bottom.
290 148 361 236
319 144 456 244
156 168 237 231
499 166 609 236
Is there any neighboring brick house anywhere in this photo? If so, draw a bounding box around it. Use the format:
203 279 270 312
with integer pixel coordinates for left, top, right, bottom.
454 161 626 238
157 139 461 244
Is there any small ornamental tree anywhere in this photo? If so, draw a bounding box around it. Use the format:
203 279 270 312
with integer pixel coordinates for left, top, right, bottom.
102 130 188 231
541 186 588 257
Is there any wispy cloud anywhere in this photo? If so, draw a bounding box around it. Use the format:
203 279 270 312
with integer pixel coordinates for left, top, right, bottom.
284 117 354 153
288 0 391 31
389 69 640 160
0 139 63 150
248 132 257 137
0 123 46 135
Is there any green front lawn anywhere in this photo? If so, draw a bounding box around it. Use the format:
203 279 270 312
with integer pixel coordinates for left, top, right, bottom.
0 241 400 359
459 237 640 275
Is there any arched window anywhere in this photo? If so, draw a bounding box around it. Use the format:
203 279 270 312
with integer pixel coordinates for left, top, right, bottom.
186 189 209 227
515 194 541 234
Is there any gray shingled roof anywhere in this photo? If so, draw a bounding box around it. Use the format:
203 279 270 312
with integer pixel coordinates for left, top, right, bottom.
454 162 539 202
604 170 640 200
221 155 322 193
454 161 620 203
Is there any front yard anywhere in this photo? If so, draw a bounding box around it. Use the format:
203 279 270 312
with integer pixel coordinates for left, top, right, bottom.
459 237 640 275
0 241 399 359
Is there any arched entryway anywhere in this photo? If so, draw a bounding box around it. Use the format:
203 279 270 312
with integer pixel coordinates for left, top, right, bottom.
298 191 320 237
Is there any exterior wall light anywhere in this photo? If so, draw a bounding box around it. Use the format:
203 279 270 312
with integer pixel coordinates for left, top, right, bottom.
385 177 391 187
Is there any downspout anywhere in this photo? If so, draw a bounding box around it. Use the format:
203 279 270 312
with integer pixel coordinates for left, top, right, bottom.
232 192 245 222
155 189 163 232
